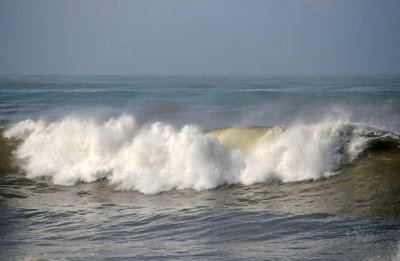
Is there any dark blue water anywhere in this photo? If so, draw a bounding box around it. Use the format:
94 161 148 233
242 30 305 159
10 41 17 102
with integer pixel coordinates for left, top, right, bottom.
0 74 399 260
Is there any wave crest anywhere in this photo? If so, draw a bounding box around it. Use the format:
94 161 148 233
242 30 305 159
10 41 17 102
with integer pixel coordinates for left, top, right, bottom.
4 114 391 194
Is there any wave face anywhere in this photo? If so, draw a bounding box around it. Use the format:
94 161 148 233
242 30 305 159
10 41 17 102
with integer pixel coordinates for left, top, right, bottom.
4 114 398 194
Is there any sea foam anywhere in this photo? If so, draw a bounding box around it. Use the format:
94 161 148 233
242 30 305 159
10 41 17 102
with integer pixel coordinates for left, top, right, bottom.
5 114 368 194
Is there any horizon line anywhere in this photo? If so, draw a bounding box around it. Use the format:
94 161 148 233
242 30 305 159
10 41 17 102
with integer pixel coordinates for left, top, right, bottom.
1 72 399 77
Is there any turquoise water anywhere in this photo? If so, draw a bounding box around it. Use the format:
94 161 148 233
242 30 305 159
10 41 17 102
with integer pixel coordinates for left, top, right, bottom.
0 74 399 260
2 75 399 129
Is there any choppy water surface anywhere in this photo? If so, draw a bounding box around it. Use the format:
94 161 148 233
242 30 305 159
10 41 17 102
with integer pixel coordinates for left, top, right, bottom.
0 75 399 260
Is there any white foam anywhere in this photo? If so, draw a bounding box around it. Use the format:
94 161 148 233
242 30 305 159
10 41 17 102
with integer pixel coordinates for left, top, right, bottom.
5 114 137 185
4 114 369 194
240 121 351 184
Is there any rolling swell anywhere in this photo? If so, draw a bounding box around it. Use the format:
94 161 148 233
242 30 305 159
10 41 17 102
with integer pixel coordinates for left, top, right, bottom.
2 114 400 195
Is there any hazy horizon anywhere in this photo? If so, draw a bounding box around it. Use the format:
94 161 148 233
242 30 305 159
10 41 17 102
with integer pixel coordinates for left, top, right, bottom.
2 72 400 77
1 0 399 75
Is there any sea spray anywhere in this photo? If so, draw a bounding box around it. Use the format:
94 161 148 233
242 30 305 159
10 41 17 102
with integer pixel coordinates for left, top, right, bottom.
4 114 377 194
108 122 243 193
4 114 138 185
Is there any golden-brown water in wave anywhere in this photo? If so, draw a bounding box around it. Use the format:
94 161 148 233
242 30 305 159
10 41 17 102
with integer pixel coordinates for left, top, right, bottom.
208 125 284 155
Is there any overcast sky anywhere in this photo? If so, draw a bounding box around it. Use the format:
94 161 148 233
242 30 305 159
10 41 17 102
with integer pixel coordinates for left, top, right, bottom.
0 0 399 75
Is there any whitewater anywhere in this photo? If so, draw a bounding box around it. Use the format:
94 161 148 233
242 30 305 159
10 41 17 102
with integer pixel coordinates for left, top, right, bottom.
4 115 383 194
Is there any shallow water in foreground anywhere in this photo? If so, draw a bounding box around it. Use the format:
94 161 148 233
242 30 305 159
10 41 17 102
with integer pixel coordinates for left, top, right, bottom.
0 75 399 260
1 170 399 260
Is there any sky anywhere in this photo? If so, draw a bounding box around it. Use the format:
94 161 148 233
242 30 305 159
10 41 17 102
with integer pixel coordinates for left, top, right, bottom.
0 0 399 75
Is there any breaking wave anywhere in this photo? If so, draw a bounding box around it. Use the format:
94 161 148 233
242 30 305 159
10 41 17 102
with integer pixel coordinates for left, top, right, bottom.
4 114 399 194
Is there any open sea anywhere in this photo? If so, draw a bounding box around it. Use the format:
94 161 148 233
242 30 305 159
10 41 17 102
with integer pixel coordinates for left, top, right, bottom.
0 74 399 260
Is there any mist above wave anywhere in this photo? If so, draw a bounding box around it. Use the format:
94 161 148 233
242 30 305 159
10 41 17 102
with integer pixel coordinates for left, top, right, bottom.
4 114 381 194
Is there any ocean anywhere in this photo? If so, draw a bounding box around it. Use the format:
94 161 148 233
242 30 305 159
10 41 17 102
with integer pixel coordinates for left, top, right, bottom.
0 74 399 260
